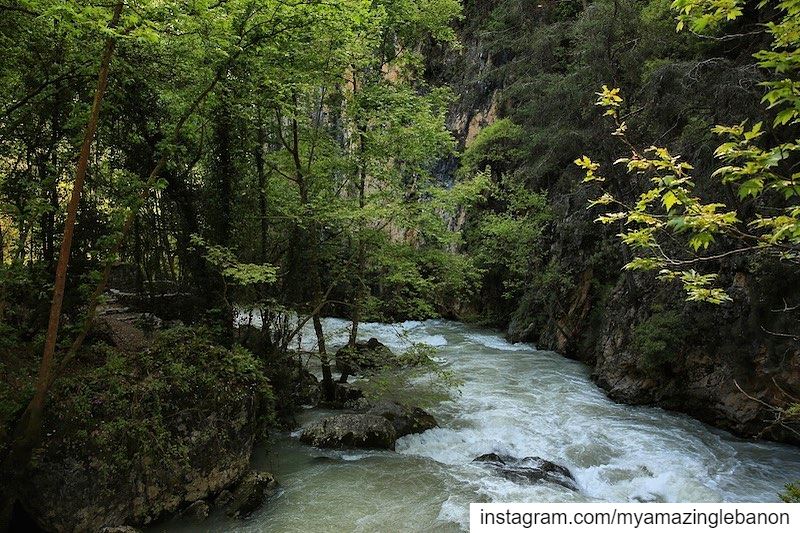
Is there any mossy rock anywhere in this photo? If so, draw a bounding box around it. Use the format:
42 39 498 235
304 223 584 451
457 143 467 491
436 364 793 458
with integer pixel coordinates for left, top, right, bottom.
367 401 438 437
19 326 274 532
300 414 398 450
334 338 398 375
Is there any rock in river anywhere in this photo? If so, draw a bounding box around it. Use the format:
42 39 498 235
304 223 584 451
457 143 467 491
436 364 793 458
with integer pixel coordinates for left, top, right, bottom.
367 401 438 437
473 453 578 491
300 414 398 450
335 338 397 375
300 402 438 450
227 470 280 519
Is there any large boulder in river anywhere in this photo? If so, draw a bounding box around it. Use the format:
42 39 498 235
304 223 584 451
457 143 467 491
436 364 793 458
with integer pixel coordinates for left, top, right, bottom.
299 402 437 450
300 414 398 450
367 401 438 437
473 453 578 491
335 338 397 375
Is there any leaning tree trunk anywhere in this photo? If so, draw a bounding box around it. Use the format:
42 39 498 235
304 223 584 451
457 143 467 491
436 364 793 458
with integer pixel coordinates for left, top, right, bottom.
0 3 124 529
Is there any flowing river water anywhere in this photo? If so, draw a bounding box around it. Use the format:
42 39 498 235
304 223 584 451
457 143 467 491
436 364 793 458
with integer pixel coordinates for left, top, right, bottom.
156 318 800 532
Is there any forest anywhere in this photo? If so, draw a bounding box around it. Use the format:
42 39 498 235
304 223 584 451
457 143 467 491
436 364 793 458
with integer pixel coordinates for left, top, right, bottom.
1 0 799 531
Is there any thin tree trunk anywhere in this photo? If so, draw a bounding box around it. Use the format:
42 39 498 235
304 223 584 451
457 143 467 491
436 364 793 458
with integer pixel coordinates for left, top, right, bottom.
23 0 123 450
50 56 239 382
255 114 268 263
348 125 368 349
42 76 63 271
284 95 335 400
0 3 123 528
301 191 335 400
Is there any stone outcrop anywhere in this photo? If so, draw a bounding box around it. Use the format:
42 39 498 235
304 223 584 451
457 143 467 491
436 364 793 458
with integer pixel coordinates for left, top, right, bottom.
334 338 397 376
226 471 280 519
18 327 273 532
367 401 438 437
590 271 800 444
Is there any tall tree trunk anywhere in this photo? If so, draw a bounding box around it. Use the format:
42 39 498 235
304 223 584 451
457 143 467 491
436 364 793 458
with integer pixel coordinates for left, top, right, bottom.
348 125 367 349
285 97 335 400
22 0 122 453
300 185 335 400
0 3 123 528
255 115 268 263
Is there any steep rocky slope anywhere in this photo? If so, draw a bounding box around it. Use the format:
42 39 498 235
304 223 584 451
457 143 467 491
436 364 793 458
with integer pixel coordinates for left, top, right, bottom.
433 0 800 444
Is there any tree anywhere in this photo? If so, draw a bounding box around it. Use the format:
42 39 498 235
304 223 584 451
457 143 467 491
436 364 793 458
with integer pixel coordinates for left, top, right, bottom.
1 1 124 524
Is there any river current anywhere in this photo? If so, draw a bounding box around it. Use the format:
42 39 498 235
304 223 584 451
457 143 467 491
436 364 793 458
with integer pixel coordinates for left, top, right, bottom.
156 318 800 532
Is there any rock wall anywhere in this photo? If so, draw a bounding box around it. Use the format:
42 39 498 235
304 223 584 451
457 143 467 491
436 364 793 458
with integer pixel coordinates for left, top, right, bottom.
591 267 800 444
438 0 800 445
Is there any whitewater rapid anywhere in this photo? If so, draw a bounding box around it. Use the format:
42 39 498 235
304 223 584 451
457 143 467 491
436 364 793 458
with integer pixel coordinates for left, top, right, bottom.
156 318 800 532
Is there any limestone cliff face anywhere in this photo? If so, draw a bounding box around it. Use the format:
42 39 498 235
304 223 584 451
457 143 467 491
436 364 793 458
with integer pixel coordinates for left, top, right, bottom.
425 6 502 155
440 1 800 445
592 267 800 444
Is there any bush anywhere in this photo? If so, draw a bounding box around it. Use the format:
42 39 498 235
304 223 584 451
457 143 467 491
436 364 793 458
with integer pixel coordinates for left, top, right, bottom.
631 309 688 375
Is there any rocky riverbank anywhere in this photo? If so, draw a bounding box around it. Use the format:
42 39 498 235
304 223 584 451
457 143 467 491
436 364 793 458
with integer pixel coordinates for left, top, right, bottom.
426 0 800 446
515 265 800 446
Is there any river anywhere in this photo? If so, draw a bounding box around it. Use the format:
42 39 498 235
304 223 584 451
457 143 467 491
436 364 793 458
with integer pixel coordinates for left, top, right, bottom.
155 318 800 532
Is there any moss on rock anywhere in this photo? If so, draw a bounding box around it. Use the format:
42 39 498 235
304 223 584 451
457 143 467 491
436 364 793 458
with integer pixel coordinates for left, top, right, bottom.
20 326 275 532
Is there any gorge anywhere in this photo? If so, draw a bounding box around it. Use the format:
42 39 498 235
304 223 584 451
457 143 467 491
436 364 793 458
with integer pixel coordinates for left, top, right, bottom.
1 0 799 531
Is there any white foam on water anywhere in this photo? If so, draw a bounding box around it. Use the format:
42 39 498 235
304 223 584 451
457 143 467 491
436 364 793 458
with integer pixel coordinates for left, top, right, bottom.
393 320 800 511
340 453 372 461
463 332 535 351
236 313 451 353
165 318 800 533
438 495 470 530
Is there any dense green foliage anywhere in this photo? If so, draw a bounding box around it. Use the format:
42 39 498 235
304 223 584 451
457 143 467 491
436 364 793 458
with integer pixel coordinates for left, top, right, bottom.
457 0 778 329
2 0 800 516
0 1 479 518
578 0 800 303
782 481 800 502
0 0 478 428
631 308 689 374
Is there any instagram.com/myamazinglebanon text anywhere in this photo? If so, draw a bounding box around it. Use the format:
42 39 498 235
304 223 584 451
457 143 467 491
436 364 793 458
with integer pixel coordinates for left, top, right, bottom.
469 503 797 532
